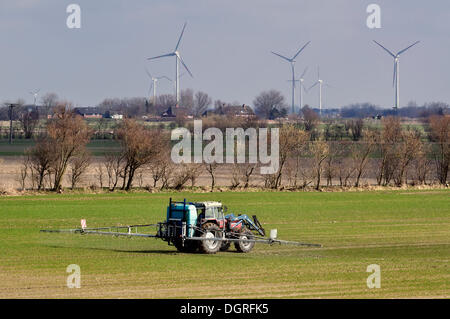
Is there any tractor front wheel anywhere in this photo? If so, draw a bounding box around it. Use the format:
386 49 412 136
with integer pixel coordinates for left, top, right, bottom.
199 223 221 254
234 228 255 253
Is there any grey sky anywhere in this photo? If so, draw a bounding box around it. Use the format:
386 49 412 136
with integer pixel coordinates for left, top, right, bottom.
1 0 449 109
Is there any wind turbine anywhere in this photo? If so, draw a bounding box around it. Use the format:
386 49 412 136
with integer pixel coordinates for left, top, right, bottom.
147 22 193 107
289 67 308 112
145 68 172 105
29 89 40 106
308 67 331 116
373 40 420 111
272 41 311 114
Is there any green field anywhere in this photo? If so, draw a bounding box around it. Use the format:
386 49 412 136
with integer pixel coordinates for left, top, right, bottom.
0 139 121 156
0 190 449 298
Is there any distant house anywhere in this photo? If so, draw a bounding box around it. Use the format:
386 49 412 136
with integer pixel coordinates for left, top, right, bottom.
160 106 191 118
161 106 176 118
111 113 123 120
203 104 255 118
74 107 103 119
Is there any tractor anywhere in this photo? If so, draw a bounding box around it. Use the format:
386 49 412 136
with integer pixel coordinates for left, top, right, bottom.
161 199 266 254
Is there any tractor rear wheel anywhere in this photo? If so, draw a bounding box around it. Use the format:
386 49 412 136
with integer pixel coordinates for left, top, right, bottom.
234 228 255 253
199 223 221 254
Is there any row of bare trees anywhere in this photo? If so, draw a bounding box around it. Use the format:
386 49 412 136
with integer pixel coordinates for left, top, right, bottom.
18 112 448 191
262 116 448 189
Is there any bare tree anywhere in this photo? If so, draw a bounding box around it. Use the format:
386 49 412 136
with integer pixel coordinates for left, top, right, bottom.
40 93 59 117
310 139 330 190
253 90 287 119
27 139 54 190
231 163 257 189
116 119 166 190
346 119 364 141
272 125 309 189
67 151 91 189
428 115 449 184
193 91 212 118
18 108 39 139
412 143 432 185
104 152 125 191
95 162 105 189
181 89 194 114
46 105 92 191
205 163 219 191
301 105 319 132
186 164 202 187
393 129 423 186
376 117 402 186
18 156 30 190
148 153 171 189
352 130 378 187
158 94 176 109
171 164 194 190
324 142 342 186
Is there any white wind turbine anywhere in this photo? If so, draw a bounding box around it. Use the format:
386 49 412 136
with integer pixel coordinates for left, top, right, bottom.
308 67 331 116
289 67 308 112
29 89 40 106
272 41 311 114
145 68 172 105
373 40 420 111
147 22 193 107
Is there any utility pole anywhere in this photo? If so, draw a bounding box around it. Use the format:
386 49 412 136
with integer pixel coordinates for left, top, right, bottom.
7 103 18 145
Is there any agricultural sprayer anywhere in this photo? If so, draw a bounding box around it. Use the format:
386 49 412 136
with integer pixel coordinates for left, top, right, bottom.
41 198 321 254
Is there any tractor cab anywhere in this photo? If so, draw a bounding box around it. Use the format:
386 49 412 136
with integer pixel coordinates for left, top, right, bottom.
194 201 225 228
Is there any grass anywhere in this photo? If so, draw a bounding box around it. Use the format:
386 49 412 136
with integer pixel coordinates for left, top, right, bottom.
0 190 449 298
0 139 121 156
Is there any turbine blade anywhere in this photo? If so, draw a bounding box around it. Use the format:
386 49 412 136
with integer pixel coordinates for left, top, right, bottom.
292 41 311 60
397 41 420 55
145 67 152 79
147 52 175 60
308 82 318 91
175 22 187 51
300 67 308 79
271 51 292 62
302 83 307 92
178 55 193 78
160 76 172 82
373 40 396 58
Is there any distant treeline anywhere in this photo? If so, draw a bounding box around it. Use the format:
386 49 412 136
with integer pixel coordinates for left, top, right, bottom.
337 102 448 118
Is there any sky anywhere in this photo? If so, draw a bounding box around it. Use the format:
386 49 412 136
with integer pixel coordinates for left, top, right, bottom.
0 0 449 110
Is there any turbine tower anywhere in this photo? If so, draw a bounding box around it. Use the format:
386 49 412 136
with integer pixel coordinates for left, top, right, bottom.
308 67 331 116
272 41 310 114
289 67 308 112
373 40 420 111
147 22 193 107
145 68 172 105
29 89 40 106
